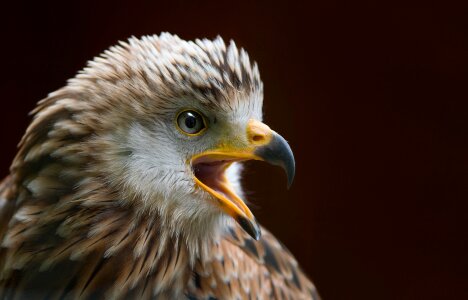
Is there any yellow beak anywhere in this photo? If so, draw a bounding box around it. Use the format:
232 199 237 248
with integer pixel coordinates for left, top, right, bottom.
191 119 295 240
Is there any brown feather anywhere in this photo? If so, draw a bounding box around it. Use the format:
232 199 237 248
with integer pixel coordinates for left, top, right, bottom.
186 223 319 299
0 34 319 299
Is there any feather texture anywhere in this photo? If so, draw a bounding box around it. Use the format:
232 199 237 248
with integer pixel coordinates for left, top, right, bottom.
0 33 319 299
0 177 319 299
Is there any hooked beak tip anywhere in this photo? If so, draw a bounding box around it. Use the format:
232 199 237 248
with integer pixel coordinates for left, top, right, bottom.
254 132 296 188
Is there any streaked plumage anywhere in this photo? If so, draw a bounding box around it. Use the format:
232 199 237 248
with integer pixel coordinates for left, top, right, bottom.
0 33 319 299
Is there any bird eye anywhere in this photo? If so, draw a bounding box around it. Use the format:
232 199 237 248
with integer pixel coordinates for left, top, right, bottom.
176 110 206 135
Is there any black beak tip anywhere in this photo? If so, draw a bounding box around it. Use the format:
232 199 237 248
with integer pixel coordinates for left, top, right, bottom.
237 216 261 240
285 157 296 189
287 170 295 189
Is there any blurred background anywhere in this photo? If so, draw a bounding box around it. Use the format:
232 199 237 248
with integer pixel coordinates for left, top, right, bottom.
1 1 467 299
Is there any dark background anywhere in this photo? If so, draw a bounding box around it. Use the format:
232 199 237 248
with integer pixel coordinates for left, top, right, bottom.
1 1 467 299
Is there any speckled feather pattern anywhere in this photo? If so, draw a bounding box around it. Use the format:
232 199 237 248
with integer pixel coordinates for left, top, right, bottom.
0 33 319 299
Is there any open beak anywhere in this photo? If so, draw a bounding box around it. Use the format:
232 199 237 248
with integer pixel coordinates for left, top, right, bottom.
191 119 295 240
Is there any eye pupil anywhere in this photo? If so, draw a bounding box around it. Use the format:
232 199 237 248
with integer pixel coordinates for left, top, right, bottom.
185 115 197 128
176 110 206 135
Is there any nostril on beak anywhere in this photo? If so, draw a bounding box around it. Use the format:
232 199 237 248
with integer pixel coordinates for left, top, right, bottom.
247 119 273 146
252 134 265 142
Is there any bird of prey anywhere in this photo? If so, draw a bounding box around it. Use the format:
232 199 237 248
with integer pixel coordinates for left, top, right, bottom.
0 33 319 299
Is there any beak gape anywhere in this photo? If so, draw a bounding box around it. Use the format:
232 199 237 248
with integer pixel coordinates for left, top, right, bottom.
191 120 295 240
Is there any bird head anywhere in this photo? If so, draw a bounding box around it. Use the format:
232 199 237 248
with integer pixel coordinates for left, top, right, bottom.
29 33 294 244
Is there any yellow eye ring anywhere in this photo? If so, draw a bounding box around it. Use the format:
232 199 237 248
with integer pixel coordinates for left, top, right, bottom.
175 110 207 136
